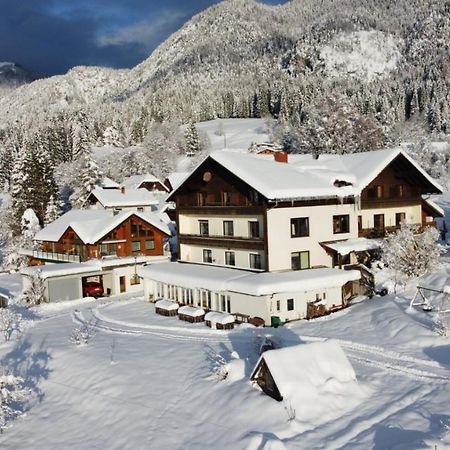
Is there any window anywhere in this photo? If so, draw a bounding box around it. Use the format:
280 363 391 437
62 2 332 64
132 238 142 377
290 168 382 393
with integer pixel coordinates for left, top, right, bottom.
137 207 144 212
374 214 385 230
390 184 404 198
249 190 259 204
333 215 350 234
249 221 260 238
358 215 362 232
225 251 235 266
100 243 118 256
223 220 234 236
291 217 309 237
132 241 141 252
222 191 232 206
197 192 207 206
131 222 154 238
376 185 383 198
199 220 209 236
276 300 281 311
145 239 155 250
249 253 262 270
291 251 310 270
203 249 212 263
287 299 294 311
395 212 406 227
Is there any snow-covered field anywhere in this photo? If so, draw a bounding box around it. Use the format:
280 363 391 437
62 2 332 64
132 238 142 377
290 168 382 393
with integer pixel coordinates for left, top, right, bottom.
0 264 450 449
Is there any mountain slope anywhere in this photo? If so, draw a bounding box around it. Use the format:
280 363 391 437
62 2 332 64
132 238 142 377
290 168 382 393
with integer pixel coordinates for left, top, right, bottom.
0 0 449 140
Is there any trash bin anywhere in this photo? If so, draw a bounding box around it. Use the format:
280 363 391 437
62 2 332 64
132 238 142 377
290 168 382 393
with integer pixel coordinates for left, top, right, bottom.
271 316 282 328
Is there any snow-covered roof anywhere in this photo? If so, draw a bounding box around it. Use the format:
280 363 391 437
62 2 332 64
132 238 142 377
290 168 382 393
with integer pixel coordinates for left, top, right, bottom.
228 267 361 296
138 263 360 296
34 209 171 244
138 262 248 292
422 197 445 217
97 177 120 189
165 172 190 191
322 238 383 256
21 262 104 279
88 188 160 208
209 151 356 201
205 311 234 325
178 306 205 317
122 174 168 191
21 255 169 280
169 147 442 202
251 340 357 403
155 299 179 311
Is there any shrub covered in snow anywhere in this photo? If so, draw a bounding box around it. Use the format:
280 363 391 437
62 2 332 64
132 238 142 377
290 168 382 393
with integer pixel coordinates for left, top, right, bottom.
0 308 24 343
70 319 97 346
0 369 30 432
382 223 445 288
21 272 46 306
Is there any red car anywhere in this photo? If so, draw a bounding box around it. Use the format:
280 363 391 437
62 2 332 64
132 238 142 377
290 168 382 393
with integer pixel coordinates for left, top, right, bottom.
83 281 104 298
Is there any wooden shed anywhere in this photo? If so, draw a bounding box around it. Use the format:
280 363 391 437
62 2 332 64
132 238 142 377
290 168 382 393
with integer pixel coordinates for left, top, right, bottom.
250 341 357 403
178 305 205 323
205 311 235 330
155 299 179 317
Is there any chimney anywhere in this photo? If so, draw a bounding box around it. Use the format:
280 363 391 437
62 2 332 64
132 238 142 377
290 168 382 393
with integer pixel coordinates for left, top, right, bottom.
120 186 125 194
274 151 288 163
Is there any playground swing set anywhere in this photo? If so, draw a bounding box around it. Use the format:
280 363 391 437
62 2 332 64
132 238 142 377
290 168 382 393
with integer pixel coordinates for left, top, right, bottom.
410 285 450 319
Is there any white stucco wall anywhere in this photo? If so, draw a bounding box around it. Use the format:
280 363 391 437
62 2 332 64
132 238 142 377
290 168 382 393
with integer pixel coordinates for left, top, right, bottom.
178 214 264 238
179 244 265 270
266 203 358 271
358 204 422 229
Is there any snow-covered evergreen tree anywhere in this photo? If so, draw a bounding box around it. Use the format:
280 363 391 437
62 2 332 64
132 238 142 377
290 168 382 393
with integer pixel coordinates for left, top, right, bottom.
44 195 63 225
184 123 201 156
70 151 102 208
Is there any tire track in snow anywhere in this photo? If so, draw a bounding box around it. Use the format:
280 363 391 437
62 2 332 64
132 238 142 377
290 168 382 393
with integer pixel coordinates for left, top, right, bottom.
73 308 233 344
299 335 450 383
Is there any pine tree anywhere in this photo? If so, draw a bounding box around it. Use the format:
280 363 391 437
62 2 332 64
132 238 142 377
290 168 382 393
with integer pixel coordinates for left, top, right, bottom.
0 369 30 431
71 151 102 208
44 195 63 225
184 123 201 155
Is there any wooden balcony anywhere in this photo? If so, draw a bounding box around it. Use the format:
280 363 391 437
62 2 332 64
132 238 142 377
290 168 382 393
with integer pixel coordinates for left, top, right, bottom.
32 250 81 263
358 223 429 238
179 233 265 250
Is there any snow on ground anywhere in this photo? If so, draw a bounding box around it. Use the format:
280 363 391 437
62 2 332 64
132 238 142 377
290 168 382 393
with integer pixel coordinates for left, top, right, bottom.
191 118 270 152
0 260 450 449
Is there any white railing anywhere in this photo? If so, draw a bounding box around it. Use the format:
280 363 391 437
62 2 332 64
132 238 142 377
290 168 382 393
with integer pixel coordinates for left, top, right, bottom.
33 250 81 263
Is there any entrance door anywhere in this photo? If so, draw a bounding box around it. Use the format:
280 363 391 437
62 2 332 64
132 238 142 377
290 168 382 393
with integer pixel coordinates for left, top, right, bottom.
119 276 126 293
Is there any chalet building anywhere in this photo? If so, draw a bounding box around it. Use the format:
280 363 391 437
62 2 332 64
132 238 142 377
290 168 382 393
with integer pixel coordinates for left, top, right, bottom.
121 174 169 192
22 209 171 302
85 187 160 213
138 147 443 325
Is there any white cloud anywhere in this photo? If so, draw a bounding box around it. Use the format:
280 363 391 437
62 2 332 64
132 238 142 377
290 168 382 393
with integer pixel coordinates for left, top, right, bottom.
97 11 186 49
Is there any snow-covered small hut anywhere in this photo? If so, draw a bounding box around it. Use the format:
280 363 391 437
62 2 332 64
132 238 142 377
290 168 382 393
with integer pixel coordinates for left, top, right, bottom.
155 299 179 317
251 341 358 408
205 311 235 330
178 305 205 323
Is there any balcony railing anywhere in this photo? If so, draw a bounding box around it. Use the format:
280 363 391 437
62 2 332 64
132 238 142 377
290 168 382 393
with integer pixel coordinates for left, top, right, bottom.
33 250 81 263
181 233 264 242
358 223 428 238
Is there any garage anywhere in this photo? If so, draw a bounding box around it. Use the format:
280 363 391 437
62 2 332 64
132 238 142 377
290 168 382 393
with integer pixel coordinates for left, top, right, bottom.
48 277 82 302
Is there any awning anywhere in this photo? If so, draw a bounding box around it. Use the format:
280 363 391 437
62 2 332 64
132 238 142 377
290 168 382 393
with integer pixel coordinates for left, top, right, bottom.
322 238 383 256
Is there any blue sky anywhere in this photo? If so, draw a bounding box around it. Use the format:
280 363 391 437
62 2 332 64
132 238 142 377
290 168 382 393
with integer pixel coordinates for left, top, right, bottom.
0 0 287 75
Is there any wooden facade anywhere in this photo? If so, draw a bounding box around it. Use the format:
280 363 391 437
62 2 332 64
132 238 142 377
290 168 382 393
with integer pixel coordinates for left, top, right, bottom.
138 181 168 192
251 359 283 402
39 215 168 262
360 154 437 210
